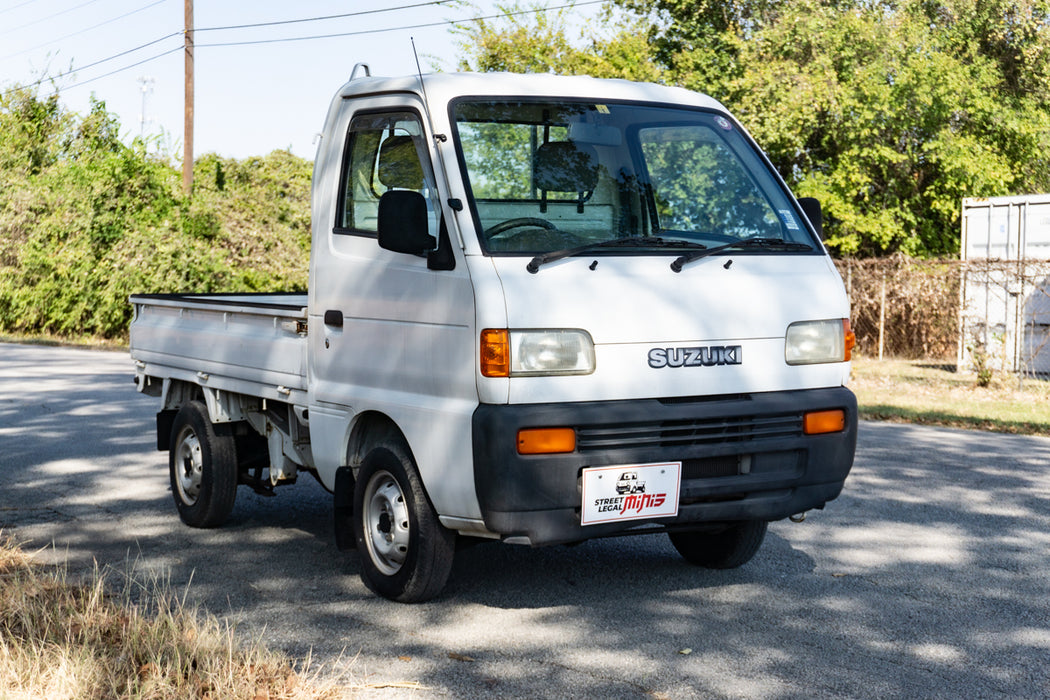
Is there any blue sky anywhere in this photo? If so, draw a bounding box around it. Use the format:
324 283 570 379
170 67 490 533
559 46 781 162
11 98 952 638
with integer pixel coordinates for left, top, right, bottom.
0 1 604 159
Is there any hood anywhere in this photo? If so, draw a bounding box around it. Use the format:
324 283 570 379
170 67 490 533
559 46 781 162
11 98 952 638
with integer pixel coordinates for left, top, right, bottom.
494 253 847 343
490 252 851 403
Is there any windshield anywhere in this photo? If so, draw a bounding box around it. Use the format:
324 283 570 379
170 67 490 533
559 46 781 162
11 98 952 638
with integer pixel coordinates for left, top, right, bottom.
452 100 815 255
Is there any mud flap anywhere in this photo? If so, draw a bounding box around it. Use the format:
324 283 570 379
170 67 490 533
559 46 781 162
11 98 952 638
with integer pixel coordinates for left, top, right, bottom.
333 466 356 551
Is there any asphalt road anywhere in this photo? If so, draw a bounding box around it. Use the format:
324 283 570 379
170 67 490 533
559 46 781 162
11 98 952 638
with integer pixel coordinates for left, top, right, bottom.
1 342 1048 699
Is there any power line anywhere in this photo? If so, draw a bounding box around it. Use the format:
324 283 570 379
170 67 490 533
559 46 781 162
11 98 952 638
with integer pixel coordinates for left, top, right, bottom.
60 45 183 92
10 31 181 92
0 0 107 37
2 0 460 90
0 0 40 17
194 1 459 34
2 1 605 98
196 1 604 49
0 0 166 62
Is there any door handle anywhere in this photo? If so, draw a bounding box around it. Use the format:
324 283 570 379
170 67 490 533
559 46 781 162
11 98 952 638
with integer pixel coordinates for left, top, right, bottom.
323 310 343 328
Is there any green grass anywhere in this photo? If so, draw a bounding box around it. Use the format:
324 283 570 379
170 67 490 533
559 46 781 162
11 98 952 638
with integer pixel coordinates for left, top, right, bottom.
851 355 1050 435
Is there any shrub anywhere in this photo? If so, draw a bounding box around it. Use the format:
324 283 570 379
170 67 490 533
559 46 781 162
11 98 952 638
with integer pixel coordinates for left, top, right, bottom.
0 86 311 341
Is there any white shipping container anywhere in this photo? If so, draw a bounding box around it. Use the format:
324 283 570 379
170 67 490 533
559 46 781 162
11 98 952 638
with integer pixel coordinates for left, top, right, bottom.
959 194 1050 375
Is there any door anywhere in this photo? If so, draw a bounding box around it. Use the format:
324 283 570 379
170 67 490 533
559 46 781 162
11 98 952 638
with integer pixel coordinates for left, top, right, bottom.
308 101 478 513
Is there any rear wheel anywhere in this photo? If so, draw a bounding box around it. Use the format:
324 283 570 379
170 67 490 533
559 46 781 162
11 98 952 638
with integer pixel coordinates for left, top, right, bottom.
668 520 768 569
168 401 238 528
353 440 455 602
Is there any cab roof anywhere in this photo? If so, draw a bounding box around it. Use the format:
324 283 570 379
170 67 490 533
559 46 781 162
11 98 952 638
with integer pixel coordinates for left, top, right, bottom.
333 71 726 113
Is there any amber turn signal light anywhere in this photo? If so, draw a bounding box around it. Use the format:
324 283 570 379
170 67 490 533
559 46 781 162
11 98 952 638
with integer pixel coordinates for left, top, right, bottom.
843 319 856 362
803 409 847 435
517 428 576 455
480 329 510 377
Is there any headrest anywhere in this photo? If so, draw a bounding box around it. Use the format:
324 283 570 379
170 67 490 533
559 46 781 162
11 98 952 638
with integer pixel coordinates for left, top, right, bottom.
533 141 599 193
378 135 424 190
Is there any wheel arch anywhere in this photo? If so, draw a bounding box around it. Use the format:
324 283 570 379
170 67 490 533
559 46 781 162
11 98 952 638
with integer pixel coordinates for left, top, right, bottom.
345 411 413 474
156 380 206 451
161 379 205 413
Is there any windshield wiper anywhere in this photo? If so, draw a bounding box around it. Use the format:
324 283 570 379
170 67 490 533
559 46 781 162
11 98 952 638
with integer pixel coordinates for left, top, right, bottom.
528 237 706 273
670 237 814 273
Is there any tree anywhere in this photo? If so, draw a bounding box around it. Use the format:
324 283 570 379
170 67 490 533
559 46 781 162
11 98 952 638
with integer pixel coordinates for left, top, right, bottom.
453 0 1050 257
720 0 1050 255
0 85 69 178
0 85 311 340
455 2 662 81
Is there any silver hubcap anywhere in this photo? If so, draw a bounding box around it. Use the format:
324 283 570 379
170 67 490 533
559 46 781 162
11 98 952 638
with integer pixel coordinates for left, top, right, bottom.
174 427 203 505
363 470 410 576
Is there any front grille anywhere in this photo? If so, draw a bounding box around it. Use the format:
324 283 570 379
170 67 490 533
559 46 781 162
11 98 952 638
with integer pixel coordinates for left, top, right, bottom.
575 413 803 452
682 455 741 479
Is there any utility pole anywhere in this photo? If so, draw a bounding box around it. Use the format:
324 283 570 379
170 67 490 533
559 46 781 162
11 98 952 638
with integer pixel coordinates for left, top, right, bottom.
138 75 155 138
183 0 194 195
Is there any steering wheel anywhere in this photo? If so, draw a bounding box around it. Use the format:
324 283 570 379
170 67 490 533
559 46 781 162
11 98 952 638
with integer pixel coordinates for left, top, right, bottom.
485 217 558 239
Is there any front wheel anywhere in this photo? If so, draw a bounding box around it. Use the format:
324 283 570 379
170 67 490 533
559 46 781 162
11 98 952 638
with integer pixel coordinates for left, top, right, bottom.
668 520 768 569
168 401 238 528
353 441 455 602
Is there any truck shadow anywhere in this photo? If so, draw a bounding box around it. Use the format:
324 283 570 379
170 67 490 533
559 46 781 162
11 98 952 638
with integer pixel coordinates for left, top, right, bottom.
443 528 809 605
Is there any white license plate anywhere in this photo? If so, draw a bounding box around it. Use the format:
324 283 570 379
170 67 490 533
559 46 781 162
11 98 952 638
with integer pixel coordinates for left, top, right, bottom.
580 462 681 525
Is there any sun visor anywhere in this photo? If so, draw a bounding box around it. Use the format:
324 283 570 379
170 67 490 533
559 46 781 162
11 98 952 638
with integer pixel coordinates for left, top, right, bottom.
568 123 622 146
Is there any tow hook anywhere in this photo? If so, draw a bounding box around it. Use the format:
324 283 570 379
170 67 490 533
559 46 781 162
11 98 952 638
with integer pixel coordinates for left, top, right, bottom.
789 512 807 523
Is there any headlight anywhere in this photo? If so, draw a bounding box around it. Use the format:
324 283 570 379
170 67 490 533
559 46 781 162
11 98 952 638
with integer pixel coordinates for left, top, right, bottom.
785 319 854 365
506 330 595 376
479 329 596 377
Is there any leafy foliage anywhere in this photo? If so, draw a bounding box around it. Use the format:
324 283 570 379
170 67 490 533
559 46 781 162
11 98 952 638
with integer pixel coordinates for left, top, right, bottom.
0 86 310 340
457 0 1050 257
455 2 663 81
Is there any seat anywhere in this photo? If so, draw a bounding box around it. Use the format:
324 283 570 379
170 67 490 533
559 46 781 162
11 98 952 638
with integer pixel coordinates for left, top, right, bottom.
533 141 599 213
377 135 424 190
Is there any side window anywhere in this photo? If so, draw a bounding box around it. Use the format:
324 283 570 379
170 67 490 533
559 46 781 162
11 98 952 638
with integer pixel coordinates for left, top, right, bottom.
337 111 434 235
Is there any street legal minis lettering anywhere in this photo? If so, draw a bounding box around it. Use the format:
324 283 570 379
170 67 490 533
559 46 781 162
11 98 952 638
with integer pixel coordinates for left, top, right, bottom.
593 493 669 514
648 345 742 369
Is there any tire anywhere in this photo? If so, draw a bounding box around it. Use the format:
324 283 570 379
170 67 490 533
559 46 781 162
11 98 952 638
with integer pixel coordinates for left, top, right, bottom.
353 441 455 603
668 520 768 569
168 400 238 528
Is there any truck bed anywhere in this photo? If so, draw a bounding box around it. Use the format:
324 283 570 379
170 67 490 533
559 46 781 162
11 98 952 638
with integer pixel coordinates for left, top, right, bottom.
129 293 309 405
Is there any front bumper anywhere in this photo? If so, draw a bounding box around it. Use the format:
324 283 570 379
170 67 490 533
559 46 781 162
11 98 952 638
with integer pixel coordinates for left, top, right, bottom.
472 387 857 546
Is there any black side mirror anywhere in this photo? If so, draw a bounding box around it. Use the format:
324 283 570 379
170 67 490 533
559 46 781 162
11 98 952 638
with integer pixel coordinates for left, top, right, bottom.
798 197 823 240
378 190 436 255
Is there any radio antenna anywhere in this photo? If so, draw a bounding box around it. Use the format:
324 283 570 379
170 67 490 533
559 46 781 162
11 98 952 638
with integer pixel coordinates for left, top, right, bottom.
409 36 462 250
411 37 431 107
411 37 443 143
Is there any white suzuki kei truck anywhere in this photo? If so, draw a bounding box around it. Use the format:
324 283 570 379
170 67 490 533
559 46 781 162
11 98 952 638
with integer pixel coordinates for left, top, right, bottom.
129 69 858 602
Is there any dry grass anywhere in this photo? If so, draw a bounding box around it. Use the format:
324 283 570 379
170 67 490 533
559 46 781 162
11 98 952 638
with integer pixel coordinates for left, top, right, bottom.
851 355 1050 435
0 534 349 700
0 332 127 350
